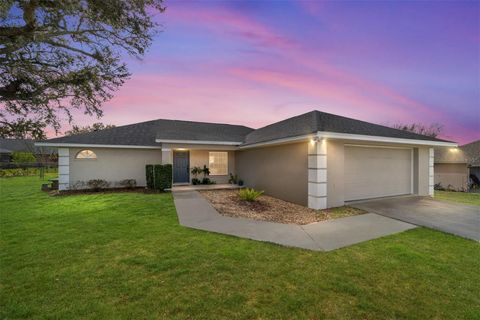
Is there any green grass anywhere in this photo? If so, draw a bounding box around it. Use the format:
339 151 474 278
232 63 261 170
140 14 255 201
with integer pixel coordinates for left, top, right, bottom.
1 176 479 319
435 190 480 206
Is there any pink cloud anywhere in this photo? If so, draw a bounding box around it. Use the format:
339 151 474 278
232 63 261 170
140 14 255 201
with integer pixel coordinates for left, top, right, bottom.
166 5 437 120
166 6 297 50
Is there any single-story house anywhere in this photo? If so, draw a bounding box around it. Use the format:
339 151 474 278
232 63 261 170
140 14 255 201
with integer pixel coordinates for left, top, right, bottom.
0 138 57 163
36 110 456 209
434 139 480 191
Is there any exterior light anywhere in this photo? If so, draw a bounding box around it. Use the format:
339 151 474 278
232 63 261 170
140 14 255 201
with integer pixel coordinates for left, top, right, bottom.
449 148 458 153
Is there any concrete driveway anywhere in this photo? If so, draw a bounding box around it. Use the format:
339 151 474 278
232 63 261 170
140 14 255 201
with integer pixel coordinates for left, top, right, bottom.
351 196 480 241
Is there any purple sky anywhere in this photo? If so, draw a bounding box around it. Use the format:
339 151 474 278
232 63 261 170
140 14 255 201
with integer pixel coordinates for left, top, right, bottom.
65 0 479 144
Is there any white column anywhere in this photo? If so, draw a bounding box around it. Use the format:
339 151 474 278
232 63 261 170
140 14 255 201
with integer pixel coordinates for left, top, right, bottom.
58 148 70 191
429 148 434 196
161 148 172 165
308 138 327 209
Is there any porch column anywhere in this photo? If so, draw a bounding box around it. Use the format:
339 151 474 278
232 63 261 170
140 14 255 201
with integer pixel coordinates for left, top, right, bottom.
58 148 69 191
161 148 172 165
308 138 327 209
429 148 434 197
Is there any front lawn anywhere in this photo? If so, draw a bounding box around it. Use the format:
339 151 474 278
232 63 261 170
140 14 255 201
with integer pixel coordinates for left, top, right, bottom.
1 177 479 319
435 190 480 206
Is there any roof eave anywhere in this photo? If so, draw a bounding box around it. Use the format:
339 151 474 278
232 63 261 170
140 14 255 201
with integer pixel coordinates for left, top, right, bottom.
316 131 457 147
239 131 458 149
155 139 242 146
34 142 162 149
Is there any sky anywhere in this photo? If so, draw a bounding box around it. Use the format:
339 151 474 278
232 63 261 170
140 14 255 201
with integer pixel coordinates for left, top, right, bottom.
66 0 479 144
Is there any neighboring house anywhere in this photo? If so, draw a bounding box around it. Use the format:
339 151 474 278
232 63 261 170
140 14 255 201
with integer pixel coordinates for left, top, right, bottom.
434 147 468 191
36 110 456 209
434 140 480 191
461 140 480 185
0 139 57 163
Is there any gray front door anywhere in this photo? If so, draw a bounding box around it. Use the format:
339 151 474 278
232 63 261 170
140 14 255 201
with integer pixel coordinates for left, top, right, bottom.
173 151 190 183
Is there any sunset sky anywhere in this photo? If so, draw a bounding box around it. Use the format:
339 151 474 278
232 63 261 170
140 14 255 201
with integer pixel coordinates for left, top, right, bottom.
66 0 479 144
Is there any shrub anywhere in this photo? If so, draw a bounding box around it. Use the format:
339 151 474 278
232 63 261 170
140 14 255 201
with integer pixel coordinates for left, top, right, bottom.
87 179 110 191
238 188 264 202
191 178 201 185
228 173 238 184
434 183 445 191
71 181 86 190
191 166 202 179
202 165 210 178
11 152 36 163
201 177 216 185
146 164 172 191
119 179 137 189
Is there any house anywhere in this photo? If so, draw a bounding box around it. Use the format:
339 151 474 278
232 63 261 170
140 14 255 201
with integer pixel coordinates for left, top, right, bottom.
461 140 480 186
434 146 469 191
434 140 480 191
0 138 57 163
35 110 456 209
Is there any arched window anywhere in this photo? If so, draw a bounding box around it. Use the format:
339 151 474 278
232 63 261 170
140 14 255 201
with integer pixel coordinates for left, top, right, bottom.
75 149 97 159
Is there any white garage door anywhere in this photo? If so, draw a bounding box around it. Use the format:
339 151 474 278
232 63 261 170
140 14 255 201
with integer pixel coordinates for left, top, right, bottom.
344 146 412 201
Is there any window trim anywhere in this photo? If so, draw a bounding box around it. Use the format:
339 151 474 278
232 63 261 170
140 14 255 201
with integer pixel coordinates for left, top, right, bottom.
75 149 97 160
208 151 228 176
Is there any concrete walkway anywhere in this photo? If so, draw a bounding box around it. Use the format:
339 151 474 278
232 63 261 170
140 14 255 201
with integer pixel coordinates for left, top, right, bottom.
173 191 416 251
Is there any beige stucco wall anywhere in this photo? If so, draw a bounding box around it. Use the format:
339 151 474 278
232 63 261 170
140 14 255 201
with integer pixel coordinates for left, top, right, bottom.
189 150 235 184
236 142 308 206
69 147 162 187
434 163 469 191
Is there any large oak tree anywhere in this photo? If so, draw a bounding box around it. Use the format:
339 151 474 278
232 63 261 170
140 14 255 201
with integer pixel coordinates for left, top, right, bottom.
0 0 165 139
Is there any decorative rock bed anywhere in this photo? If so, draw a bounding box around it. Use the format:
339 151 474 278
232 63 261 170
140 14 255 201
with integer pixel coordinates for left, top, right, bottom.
200 190 365 225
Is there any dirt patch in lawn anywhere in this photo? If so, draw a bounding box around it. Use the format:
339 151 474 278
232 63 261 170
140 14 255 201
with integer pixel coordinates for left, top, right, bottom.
200 190 366 225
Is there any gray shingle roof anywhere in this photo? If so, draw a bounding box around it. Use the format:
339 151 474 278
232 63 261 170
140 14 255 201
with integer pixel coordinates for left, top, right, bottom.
42 110 452 147
243 110 451 145
0 139 56 154
43 119 253 147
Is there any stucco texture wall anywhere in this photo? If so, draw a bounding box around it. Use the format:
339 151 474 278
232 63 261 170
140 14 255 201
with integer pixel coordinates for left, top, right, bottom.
236 142 308 206
434 163 469 191
189 150 235 184
69 148 162 187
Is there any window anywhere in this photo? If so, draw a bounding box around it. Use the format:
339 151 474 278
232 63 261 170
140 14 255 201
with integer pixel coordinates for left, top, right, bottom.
209 152 228 175
75 149 97 159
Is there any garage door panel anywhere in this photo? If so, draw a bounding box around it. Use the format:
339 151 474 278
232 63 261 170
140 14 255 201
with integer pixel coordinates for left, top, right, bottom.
345 146 412 201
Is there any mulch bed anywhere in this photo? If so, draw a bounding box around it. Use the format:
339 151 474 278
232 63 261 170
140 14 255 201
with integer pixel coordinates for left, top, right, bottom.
200 190 365 225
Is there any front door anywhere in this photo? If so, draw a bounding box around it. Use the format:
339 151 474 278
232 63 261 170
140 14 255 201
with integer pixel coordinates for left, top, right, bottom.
173 151 190 183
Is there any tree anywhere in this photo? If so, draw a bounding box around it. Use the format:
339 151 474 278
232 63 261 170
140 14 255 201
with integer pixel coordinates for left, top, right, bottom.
391 123 443 138
0 0 165 139
64 122 115 136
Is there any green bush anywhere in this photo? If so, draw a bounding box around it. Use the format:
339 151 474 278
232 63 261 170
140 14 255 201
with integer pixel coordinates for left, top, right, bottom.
0 167 57 177
146 164 172 191
87 179 110 191
11 152 36 163
238 188 264 202
201 177 216 185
